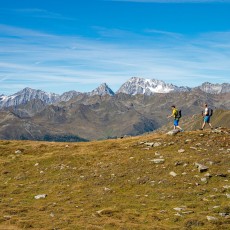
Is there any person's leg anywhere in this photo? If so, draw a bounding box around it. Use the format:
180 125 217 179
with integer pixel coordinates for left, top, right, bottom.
201 121 205 129
202 116 207 129
207 117 212 128
174 119 182 130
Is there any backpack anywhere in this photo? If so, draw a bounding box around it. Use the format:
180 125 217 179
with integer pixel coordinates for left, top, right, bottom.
175 109 182 119
208 108 213 116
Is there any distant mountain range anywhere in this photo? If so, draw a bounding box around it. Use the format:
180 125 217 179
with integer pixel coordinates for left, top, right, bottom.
1 77 230 109
0 77 229 141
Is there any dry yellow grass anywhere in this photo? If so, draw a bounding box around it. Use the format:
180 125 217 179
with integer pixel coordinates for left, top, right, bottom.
0 128 229 229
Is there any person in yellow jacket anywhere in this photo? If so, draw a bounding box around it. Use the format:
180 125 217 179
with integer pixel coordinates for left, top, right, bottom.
167 105 183 131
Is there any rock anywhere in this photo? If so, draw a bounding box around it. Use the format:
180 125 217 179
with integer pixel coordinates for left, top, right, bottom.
34 163 39 167
178 149 185 153
34 194 47 199
204 173 212 178
169 171 177 177
175 161 183 166
151 159 165 164
182 211 194 214
154 142 161 147
201 177 208 183
195 163 209 173
138 141 146 145
173 206 186 211
190 147 197 150
15 150 22 154
223 185 230 189
96 209 114 216
219 213 229 217
185 139 192 143
206 216 218 221
168 142 175 146
216 173 227 177
167 129 180 136
104 187 111 192
144 142 154 147
226 193 230 199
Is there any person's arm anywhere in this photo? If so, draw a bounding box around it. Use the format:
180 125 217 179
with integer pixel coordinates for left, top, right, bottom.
167 110 174 118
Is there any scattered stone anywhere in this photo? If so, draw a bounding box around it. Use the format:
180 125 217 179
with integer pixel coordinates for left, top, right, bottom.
226 193 230 199
155 151 161 156
219 213 229 217
34 194 47 199
104 187 112 192
168 142 175 146
175 212 182 216
139 141 145 145
167 129 180 136
216 173 227 177
200 134 204 137
195 163 209 173
154 142 161 147
190 147 197 150
175 161 183 166
223 185 230 189
185 139 192 144
204 173 212 178
151 159 165 164
178 149 185 153
170 171 177 177
206 216 218 222
173 207 186 212
143 147 150 150
34 163 39 167
182 211 194 215
96 209 115 216
144 142 154 147
15 150 22 154
201 177 208 183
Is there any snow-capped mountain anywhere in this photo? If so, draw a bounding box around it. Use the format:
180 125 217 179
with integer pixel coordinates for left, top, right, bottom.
195 82 230 94
0 84 115 109
1 78 229 109
88 83 115 96
0 87 60 108
117 77 190 95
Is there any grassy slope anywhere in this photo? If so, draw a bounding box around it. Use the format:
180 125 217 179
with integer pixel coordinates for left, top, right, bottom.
0 129 229 229
159 110 230 133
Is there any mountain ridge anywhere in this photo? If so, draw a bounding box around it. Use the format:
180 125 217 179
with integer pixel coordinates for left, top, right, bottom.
1 77 229 109
1 90 229 141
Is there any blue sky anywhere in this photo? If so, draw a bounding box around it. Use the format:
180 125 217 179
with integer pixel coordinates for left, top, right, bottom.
0 0 230 95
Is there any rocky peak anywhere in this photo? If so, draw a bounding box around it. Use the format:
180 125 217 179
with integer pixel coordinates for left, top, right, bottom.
197 82 230 94
116 77 190 95
88 83 115 96
59 90 82 102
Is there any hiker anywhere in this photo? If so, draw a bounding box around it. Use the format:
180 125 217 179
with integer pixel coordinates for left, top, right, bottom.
201 104 212 130
167 105 183 131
